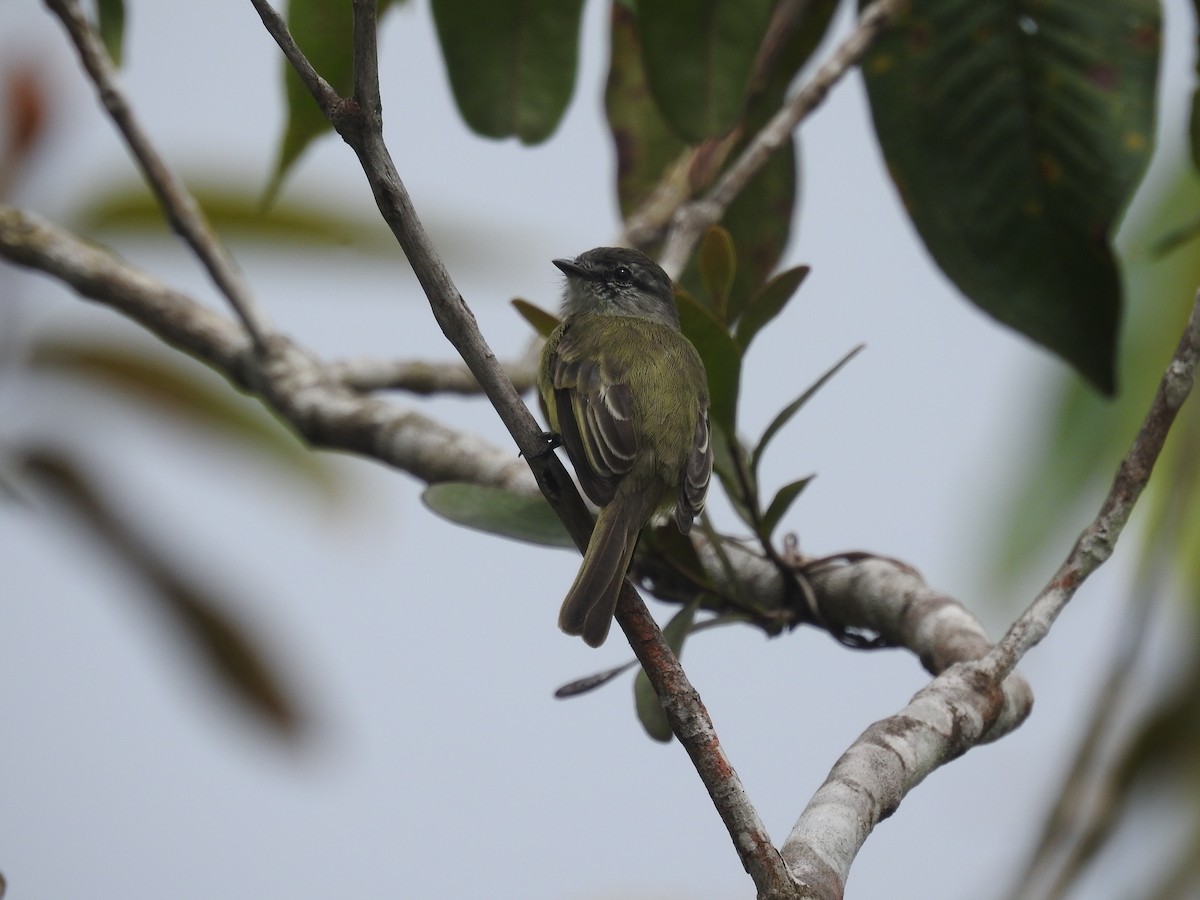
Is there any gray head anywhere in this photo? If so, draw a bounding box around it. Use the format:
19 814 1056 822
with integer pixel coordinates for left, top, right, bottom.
552 247 680 329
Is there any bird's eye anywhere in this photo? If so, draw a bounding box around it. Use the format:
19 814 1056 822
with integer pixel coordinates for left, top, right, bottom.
613 265 633 283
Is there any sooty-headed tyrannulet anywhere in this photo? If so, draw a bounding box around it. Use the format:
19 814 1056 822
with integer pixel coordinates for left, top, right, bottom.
539 247 712 647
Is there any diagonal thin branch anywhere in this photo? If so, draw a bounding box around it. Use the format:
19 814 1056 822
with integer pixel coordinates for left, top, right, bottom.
981 289 1200 683
44 0 274 352
778 289 1200 898
657 0 906 277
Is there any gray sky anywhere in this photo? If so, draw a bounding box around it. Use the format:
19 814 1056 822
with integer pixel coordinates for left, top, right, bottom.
1 1 1196 897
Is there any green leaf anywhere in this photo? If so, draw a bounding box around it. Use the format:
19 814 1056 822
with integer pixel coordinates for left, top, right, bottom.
268 0 400 201
860 0 1161 394
989 163 1200 594
698 226 736 323
735 264 810 351
431 0 585 144
710 429 757 531
751 344 863 476
22 449 304 737
636 0 775 143
511 298 560 338
25 340 335 494
634 600 699 742
761 475 814 539
605 2 690 220
676 289 742 439
96 0 125 67
422 482 573 547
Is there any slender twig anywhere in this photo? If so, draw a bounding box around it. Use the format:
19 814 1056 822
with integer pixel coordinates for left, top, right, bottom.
658 0 906 277
1003 543 1172 900
43 0 274 352
328 347 540 395
981 290 1200 683
777 295 1200 896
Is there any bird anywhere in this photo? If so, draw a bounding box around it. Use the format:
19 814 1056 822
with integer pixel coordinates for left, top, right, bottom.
538 247 712 647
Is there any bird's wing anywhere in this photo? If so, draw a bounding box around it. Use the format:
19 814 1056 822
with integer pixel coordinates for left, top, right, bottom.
547 327 638 508
676 410 712 533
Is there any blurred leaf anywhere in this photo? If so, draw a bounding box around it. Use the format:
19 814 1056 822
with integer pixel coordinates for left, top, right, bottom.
431 0 585 143
421 482 573 547
676 288 742 439
96 0 125 67
75 181 393 250
760 475 814 539
634 599 699 742
1192 0 1200 171
735 264 810 351
511 298 560 338
636 0 775 143
1151 213 1200 258
605 2 689 220
860 0 1161 393
698 226 736 323
268 0 400 201
751 344 863 476
22 449 304 737
25 339 336 495
1191 88 1200 173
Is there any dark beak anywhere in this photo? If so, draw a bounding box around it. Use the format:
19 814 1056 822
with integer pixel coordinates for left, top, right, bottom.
552 257 590 279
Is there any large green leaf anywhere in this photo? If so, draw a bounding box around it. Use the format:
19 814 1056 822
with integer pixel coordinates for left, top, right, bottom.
605 2 690 220
860 0 1161 394
636 0 775 143
269 0 400 200
431 0 585 144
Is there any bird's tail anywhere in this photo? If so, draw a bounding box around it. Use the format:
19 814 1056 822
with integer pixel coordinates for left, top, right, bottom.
558 504 637 648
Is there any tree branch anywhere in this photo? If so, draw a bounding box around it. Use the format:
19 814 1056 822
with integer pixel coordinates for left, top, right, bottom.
0 204 534 494
44 0 274 352
328 344 540 395
776 290 1200 898
657 0 906 278
981 290 1200 682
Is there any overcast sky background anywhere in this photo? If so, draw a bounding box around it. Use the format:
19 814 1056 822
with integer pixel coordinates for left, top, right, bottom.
1 1 1197 898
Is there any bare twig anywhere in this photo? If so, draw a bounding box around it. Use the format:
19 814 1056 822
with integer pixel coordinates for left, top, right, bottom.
43 0 274 352
1004 542 1173 900
777 291 1200 898
981 290 1200 683
328 345 540 395
658 0 906 277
